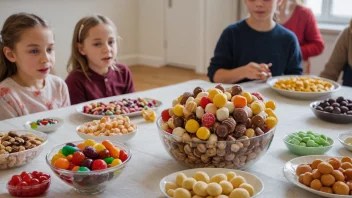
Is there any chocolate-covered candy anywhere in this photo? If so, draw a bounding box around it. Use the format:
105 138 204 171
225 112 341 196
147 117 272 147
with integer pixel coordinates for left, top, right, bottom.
331 103 340 108
233 108 248 123
193 87 205 98
347 104 352 110
332 107 341 114
226 135 236 141
315 106 323 111
216 124 229 138
181 92 193 105
328 99 335 105
222 118 236 133
324 106 333 113
186 113 197 121
336 96 345 103
234 124 246 138
341 106 349 113
318 102 328 108
251 115 265 127
231 85 243 96
173 116 185 128
215 84 225 93
255 127 264 136
244 118 252 128
340 101 348 106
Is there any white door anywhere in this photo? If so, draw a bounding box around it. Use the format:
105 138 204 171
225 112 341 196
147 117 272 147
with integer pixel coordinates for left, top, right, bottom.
165 0 201 69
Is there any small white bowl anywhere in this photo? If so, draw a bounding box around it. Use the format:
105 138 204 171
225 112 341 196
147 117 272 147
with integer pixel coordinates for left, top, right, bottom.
337 131 352 152
24 117 63 133
76 125 137 143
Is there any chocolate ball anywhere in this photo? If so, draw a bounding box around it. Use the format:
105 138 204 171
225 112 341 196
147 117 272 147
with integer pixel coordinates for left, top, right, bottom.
222 118 236 133
336 96 345 103
173 116 185 128
193 87 205 98
251 115 265 127
341 106 349 113
233 108 248 123
332 107 341 114
234 124 246 138
181 92 193 105
324 106 333 113
216 124 229 138
244 118 252 128
215 84 225 93
231 85 243 96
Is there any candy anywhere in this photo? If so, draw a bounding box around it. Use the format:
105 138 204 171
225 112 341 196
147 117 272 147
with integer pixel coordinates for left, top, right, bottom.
185 119 200 133
104 157 114 164
51 153 66 165
185 101 197 112
180 92 193 105
196 106 205 119
202 113 216 127
173 104 184 117
111 159 122 167
7 171 50 197
265 116 277 129
241 92 253 104
78 167 90 172
233 108 248 123
234 124 246 138
231 85 243 96
216 107 229 122
245 128 255 138
81 158 93 169
205 103 217 115
84 139 96 147
142 109 156 122
229 188 250 198
216 124 229 138
54 158 70 169
251 92 264 101
273 76 332 92
208 88 222 102
224 101 235 114
30 118 58 129
93 143 106 153
83 146 99 159
193 87 205 98
206 182 222 196
98 149 111 159
200 97 212 109
251 115 265 127
196 127 211 140
265 100 276 110
119 150 128 162
222 118 236 133
250 101 264 115
71 151 85 166
213 93 227 108
288 131 331 147
233 95 247 108
61 145 79 157
264 108 277 119
91 159 108 170
193 181 208 196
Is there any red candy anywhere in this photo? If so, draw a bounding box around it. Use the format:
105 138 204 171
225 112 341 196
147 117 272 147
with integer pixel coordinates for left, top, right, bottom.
91 159 108 170
202 113 216 127
200 97 211 109
166 128 173 134
119 150 128 162
252 92 264 101
7 171 50 197
72 151 85 166
161 109 171 122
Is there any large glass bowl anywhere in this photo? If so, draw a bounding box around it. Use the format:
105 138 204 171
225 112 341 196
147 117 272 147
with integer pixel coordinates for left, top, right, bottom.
156 117 276 169
45 140 131 194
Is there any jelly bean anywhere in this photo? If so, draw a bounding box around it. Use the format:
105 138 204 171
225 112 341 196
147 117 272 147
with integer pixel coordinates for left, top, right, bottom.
119 150 128 162
51 153 66 165
104 157 115 164
92 159 108 170
185 119 200 133
111 159 122 167
99 149 111 159
83 146 99 159
54 158 70 169
72 166 80 171
93 143 106 153
81 159 93 169
84 139 96 147
102 140 120 158
66 154 73 161
78 167 90 172
196 127 211 140
77 143 86 151
72 151 85 166
66 143 76 147
62 145 79 156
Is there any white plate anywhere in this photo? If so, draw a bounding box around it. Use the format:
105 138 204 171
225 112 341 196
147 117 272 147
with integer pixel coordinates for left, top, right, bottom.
24 117 63 133
337 131 352 152
283 155 350 198
160 168 264 197
267 75 341 100
76 125 137 143
75 98 162 119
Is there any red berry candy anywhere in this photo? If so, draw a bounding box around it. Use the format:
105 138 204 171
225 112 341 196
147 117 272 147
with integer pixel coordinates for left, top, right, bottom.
119 150 128 162
252 92 264 101
20 171 28 178
17 181 28 187
161 109 171 122
22 174 32 184
91 159 108 170
200 97 211 109
202 113 216 127
9 175 21 186
29 178 40 185
166 128 173 134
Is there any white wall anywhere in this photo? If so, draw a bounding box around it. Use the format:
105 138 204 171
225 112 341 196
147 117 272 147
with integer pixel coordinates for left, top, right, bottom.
0 0 139 79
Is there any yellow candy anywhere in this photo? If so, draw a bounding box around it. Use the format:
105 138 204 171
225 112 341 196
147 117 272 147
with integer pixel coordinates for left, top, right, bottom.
173 104 184 117
264 108 277 119
207 88 222 102
196 127 211 140
265 116 277 129
241 92 253 104
93 143 106 153
213 93 227 108
84 139 96 147
111 159 122 167
245 129 255 138
142 109 156 122
51 153 66 165
265 100 276 110
177 95 183 103
250 101 264 115
185 119 200 133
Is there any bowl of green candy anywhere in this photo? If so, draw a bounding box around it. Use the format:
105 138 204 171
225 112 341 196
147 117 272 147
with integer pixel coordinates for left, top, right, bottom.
283 131 334 156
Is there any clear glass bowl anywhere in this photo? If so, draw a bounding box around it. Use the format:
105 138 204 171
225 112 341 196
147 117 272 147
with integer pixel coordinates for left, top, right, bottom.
156 117 276 170
45 140 131 195
0 130 48 170
7 177 50 197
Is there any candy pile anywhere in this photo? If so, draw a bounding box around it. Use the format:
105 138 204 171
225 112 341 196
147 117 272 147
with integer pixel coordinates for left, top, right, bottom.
287 131 331 147
7 171 50 197
165 171 255 198
273 76 333 92
313 96 352 115
30 118 58 129
51 139 128 171
77 116 137 136
82 98 158 115
158 84 277 169
0 131 44 154
296 157 352 195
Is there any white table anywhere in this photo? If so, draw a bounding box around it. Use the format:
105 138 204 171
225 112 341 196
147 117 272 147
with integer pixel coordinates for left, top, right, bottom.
0 79 351 198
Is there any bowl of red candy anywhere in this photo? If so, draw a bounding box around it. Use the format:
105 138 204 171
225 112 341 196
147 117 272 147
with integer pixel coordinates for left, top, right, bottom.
46 139 131 194
7 171 51 197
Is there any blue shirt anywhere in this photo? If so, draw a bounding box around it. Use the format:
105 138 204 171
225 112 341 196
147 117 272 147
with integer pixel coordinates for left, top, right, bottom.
207 20 303 83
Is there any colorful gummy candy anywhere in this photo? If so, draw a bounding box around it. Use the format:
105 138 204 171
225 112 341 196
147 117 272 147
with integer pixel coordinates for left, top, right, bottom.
51 139 128 171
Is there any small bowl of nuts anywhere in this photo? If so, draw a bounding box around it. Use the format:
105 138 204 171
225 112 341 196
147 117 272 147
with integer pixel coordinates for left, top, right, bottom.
76 116 137 143
0 130 47 170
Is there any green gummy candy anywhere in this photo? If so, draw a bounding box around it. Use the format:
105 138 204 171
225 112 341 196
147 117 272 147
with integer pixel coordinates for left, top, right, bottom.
290 139 300 145
299 142 306 147
313 137 322 144
302 137 310 143
78 167 90 172
321 140 330 147
104 157 114 164
62 145 79 156
307 134 315 140
320 135 327 141
293 136 302 142
307 140 315 147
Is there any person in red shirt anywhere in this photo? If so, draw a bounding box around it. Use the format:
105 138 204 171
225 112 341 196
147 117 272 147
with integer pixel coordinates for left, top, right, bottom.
66 15 135 105
278 0 324 74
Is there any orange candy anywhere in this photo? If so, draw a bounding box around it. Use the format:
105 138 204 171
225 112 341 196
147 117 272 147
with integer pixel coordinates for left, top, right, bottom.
77 143 86 151
71 166 80 171
102 140 120 158
66 154 73 161
54 158 70 170
233 95 247 108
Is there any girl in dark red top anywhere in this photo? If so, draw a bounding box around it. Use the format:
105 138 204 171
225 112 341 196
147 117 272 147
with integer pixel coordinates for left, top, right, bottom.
66 15 135 105
278 0 324 74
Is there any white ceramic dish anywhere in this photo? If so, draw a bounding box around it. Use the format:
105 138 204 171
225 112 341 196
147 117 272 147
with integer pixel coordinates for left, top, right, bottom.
267 75 341 100
160 168 264 198
337 131 352 152
283 155 349 198
75 98 162 119
76 125 137 143
24 117 63 133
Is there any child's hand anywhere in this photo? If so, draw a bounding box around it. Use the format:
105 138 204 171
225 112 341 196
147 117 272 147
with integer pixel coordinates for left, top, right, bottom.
242 62 272 80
